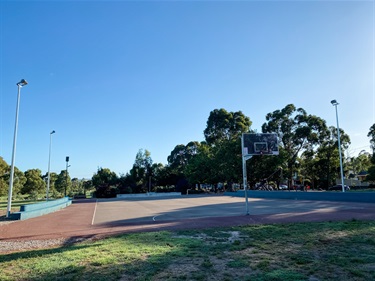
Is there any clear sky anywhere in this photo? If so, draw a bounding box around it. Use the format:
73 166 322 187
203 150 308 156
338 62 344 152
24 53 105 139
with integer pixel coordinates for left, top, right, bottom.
1 0 373 179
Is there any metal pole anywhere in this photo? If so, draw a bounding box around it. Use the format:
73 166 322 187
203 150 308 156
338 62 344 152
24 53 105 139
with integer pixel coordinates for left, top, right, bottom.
242 134 249 215
65 159 68 197
6 84 22 217
46 131 55 201
334 104 345 192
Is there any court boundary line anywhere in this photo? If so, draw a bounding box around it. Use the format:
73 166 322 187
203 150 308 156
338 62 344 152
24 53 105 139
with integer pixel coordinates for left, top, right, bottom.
91 199 98 225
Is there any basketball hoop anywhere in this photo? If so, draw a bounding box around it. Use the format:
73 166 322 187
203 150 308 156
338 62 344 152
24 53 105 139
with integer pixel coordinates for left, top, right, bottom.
242 133 279 156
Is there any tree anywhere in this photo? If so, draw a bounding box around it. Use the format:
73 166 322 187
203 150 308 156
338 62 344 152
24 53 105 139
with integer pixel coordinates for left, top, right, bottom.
262 104 328 187
366 124 375 181
204 109 251 145
185 143 214 185
82 180 93 196
0 157 8 196
368 123 375 153
312 126 350 188
55 170 72 196
71 178 85 196
167 141 201 180
128 149 153 193
366 166 375 181
92 168 117 188
92 167 118 198
210 138 243 183
346 151 371 178
153 165 179 188
248 147 287 189
43 172 59 198
185 108 252 187
118 172 136 194
0 158 26 197
22 169 46 198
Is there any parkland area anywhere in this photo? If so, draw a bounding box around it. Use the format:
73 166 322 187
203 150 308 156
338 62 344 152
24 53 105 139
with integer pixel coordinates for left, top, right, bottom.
1 194 375 281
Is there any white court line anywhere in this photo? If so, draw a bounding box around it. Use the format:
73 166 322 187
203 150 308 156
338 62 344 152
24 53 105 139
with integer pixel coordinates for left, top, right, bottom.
91 199 98 225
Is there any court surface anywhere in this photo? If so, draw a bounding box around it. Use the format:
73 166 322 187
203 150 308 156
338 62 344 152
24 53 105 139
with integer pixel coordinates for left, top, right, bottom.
1 194 374 245
92 194 373 225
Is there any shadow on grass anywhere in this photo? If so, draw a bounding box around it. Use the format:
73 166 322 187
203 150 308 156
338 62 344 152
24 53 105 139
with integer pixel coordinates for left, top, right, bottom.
1 221 375 281
0 232 192 281
0 243 94 263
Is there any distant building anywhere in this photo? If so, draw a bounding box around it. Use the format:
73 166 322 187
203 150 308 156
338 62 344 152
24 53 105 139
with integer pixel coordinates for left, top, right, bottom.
357 171 368 182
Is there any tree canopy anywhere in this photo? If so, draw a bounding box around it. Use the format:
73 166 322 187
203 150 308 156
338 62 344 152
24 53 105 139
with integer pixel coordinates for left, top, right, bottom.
261 104 331 186
204 108 251 145
1 106 372 200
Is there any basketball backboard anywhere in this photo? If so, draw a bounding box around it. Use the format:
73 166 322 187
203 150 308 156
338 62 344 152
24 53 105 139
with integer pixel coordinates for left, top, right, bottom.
242 133 279 156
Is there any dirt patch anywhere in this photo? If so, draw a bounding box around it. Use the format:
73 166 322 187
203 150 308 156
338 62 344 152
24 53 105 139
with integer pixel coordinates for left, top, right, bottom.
173 231 245 245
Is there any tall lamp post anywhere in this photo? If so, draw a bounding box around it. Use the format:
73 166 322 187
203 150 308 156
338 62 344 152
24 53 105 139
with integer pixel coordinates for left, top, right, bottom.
331 100 345 193
6 79 28 217
65 156 70 197
46 130 56 201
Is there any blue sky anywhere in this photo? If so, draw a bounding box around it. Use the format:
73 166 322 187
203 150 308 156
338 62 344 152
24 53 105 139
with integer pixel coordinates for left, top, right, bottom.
0 0 373 179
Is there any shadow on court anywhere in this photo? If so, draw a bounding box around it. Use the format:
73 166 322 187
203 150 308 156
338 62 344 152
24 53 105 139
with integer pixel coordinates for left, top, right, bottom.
92 195 374 227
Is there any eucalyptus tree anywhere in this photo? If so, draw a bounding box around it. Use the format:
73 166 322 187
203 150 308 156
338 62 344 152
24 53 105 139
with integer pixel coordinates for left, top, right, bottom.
168 142 200 171
184 142 213 185
311 126 350 188
299 150 318 188
249 147 287 188
150 162 165 189
200 109 252 185
204 108 251 145
261 104 328 186
128 149 154 193
346 151 371 178
211 137 244 183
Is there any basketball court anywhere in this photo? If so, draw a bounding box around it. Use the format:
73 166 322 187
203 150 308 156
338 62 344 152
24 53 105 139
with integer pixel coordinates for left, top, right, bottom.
1 194 375 252
91 194 374 226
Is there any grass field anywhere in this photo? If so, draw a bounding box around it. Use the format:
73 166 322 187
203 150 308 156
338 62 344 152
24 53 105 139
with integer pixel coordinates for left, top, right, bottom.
0 198 44 218
1 220 374 281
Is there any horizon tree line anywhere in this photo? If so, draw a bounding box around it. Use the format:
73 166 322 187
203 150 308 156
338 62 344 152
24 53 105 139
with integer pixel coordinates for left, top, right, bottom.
1 104 373 199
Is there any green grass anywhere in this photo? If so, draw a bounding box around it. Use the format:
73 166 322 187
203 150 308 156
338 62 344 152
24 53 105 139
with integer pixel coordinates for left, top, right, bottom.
0 199 43 209
0 198 46 217
1 220 374 281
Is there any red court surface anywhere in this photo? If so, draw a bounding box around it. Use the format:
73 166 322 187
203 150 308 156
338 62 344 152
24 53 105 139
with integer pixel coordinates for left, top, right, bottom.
1 195 374 245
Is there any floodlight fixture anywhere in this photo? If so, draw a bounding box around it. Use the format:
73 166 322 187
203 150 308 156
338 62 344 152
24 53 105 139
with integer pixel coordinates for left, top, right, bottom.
16 79 28 86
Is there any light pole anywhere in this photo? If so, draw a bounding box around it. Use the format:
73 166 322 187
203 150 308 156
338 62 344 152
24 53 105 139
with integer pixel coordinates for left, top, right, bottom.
65 156 70 197
331 100 345 192
46 130 56 201
6 79 28 217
